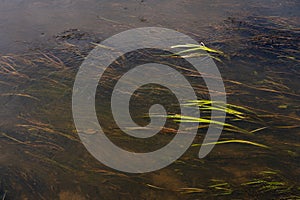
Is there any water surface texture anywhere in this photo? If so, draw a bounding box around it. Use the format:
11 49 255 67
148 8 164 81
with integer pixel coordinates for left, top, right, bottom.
0 0 299 199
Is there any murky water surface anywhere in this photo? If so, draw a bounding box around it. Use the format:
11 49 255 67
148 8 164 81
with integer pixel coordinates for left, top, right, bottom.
0 0 299 199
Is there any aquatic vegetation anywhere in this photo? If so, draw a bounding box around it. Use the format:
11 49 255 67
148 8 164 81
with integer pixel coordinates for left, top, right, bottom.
1 131 64 151
162 99 271 151
167 99 266 134
168 113 254 135
1 13 299 199
176 187 205 194
146 183 206 194
0 93 39 101
170 43 225 62
183 100 262 125
171 43 224 54
241 170 300 198
16 124 78 141
208 180 233 196
191 139 269 149
0 55 29 79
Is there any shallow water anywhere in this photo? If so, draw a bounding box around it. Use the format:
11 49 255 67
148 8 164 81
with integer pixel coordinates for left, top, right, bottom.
0 0 299 199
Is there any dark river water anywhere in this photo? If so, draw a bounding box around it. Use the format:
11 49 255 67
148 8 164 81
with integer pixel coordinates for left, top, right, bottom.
0 0 299 199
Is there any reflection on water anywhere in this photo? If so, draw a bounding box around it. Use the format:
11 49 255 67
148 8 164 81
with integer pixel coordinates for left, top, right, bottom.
0 0 299 199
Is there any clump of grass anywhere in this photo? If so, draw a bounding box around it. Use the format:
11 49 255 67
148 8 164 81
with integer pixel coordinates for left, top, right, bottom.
165 99 269 149
0 55 29 79
184 100 265 127
208 180 233 196
170 43 225 62
168 114 253 135
168 100 266 135
241 170 299 197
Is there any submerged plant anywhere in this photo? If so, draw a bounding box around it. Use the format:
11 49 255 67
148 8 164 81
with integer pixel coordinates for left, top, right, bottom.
241 170 299 197
191 139 269 149
168 100 266 134
165 99 269 148
170 43 225 62
209 180 233 196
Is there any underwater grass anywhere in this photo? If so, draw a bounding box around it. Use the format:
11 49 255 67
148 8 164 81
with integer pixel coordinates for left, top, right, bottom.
2 22 298 199
167 114 253 134
164 99 270 149
176 187 205 194
0 93 39 101
1 131 64 151
169 43 225 62
241 169 299 197
146 184 206 194
16 124 78 141
166 99 266 135
208 180 233 196
185 100 256 115
191 139 269 149
171 43 224 55
242 179 287 193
